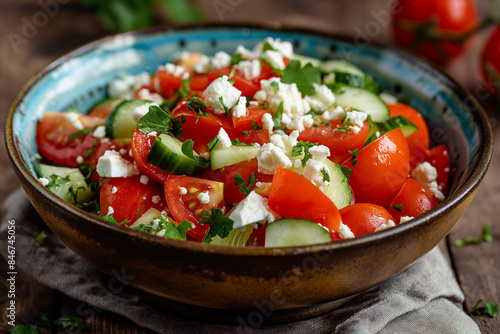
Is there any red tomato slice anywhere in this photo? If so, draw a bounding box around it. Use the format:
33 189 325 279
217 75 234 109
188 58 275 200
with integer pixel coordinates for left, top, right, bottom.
298 119 370 164
388 178 439 222
100 176 166 225
36 112 104 167
246 221 268 247
344 129 410 208
131 129 170 184
156 67 183 99
423 144 450 195
268 168 342 233
339 203 396 237
201 159 273 205
388 103 429 168
208 69 260 97
232 105 268 133
171 100 234 154
190 73 210 91
88 139 132 182
233 129 271 146
164 175 225 242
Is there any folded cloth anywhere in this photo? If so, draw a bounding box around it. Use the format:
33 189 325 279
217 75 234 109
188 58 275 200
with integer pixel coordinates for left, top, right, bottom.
0 189 480 334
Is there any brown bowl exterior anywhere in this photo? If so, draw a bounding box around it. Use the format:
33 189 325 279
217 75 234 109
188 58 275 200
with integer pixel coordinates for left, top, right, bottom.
5 24 493 322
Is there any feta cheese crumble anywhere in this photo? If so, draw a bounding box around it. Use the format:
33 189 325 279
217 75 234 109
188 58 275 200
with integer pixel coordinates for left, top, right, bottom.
96 150 140 178
107 206 115 215
411 162 438 185
140 175 149 185
234 59 261 80
374 220 396 232
264 50 285 70
304 84 336 112
229 191 276 229
111 186 118 194
164 63 187 77
131 102 159 123
261 113 274 134
338 222 355 239
108 72 150 99
38 177 49 186
65 112 83 130
151 195 161 204
179 187 188 195
322 106 345 121
427 181 445 202
92 126 106 138
254 78 310 117
257 143 292 174
202 75 242 115
137 88 164 104
198 191 210 204
210 51 231 70
399 216 414 224
216 127 232 148
232 96 247 118
76 156 84 164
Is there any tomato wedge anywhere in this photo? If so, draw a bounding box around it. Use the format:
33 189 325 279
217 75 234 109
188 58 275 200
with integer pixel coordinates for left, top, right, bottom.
389 103 430 168
201 159 273 205
164 175 226 242
344 129 410 208
298 119 370 164
268 168 342 233
131 129 170 184
423 144 450 195
100 176 166 225
36 112 104 167
388 178 439 222
339 203 396 237
232 105 268 134
171 100 234 154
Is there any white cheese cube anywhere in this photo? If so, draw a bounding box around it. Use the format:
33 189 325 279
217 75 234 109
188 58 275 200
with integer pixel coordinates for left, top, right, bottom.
202 75 242 115
257 143 292 175
229 191 276 229
96 150 140 178
411 162 438 185
232 96 247 118
217 127 232 148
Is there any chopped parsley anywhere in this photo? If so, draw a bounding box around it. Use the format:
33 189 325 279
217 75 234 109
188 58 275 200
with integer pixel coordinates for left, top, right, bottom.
292 141 319 167
137 105 184 136
219 96 231 117
101 214 130 226
261 102 270 110
281 60 321 96
207 136 219 151
200 208 234 243
35 231 48 245
46 174 70 189
250 120 261 130
68 127 92 139
393 204 404 212
234 172 258 196
335 118 352 132
273 101 285 131
83 138 98 159
231 138 256 146
454 225 493 247
349 148 360 167
134 215 192 241
262 40 276 52
231 53 244 65
186 97 210 123
470 299 498 318
270 81 280 90
341 165 353 180
321 169 330 183
181 139 211 168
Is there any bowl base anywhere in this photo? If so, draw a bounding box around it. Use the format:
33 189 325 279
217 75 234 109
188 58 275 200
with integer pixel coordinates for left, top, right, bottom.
133 287 358 326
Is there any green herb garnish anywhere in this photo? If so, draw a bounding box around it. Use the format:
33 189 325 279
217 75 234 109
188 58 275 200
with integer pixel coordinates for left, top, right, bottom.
181 139 210 168
454 225 493 247
200 208 234 242
234 172 258 196
281 60 321 96
393 204 404 212
35 231 48 245
291 141 319 167
470 299 498 318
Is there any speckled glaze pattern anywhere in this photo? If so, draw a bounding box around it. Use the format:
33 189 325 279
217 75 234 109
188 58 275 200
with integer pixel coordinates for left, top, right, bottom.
5 24 493 323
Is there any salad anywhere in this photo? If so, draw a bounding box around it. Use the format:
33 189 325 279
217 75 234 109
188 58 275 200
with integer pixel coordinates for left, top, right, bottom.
35 37 450 247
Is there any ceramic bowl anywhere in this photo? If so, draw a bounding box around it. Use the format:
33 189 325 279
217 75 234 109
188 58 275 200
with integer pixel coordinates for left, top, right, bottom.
5 24 493 324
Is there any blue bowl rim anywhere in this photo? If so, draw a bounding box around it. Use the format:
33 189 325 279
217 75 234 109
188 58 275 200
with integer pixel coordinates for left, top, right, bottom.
5 22 494 256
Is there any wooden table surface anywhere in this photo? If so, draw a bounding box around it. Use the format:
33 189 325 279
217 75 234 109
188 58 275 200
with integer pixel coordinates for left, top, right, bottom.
1 0 499 333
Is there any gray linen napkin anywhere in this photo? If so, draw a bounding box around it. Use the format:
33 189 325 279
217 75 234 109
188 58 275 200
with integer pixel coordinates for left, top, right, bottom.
0 188 480 333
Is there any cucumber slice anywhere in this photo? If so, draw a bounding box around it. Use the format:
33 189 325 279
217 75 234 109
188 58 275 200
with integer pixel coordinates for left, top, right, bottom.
321 159 352 209
333 84 390 122
105 99 155 140
288 159 351 209
146 134 207 176
321 60 364 76
129 208 162 229
331 72 379 94
38 164 92 204
265 218 331 247
291 54 322 67
210 145 259 170
210 224 254 247
365 115 419 145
